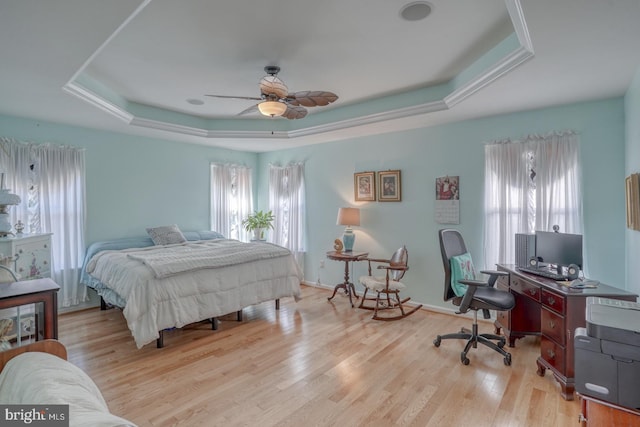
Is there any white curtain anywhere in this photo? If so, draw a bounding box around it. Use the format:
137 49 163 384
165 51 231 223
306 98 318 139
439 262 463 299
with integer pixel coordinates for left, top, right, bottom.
483 131 582 269
0 138 87 307
533 133 583 233
269 163 306 273
210 163 253 242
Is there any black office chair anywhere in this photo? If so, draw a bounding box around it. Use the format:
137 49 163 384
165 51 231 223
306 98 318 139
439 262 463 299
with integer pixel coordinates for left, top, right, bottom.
435 229 515 365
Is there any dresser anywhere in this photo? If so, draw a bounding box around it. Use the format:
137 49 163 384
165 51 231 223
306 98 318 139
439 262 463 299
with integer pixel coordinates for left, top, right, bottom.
0 233 52 280
495 264 637 400
0 233 53 345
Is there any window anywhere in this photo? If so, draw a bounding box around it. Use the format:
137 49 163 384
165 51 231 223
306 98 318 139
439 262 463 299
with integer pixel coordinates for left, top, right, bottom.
0 138 86 307
269 163 306 270
483 131 582 269
210 163 253 241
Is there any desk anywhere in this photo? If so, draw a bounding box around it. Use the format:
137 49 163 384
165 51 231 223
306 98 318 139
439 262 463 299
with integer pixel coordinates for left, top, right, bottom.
495 265 637 400
0 278 59 341
326 251 368 307
579 394 640 426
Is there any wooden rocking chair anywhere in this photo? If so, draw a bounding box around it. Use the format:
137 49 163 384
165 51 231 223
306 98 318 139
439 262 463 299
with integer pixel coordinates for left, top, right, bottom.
358 246 422 320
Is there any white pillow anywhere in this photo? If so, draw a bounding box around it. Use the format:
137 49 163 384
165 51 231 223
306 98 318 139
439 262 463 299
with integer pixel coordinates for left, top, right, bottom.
146 224 187 245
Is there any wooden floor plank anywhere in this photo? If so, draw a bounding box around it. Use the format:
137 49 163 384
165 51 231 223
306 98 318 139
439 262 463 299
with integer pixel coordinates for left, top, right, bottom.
57 284 580 426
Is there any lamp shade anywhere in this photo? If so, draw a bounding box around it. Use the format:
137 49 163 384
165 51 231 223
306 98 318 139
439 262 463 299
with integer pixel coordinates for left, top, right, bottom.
258 101 287 117
336 207 360 226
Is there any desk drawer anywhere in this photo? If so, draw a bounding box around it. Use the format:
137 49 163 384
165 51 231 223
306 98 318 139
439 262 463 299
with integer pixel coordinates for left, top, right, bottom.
541 289 565 314
541 307 565 346
540 336 565 373
510 276 540 302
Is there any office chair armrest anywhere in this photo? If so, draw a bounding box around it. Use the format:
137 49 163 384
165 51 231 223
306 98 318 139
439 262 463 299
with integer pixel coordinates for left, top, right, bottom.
479 269 508 287
479 270 508 277
455 280 480 313
458 279 490 288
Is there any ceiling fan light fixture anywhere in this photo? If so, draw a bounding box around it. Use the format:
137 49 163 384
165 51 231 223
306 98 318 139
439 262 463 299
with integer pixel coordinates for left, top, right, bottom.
259 75 289 99
258 101 287 117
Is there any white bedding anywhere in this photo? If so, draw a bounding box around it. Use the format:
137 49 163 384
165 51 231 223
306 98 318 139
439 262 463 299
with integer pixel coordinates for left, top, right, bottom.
87 239 302 348
120 239 291 278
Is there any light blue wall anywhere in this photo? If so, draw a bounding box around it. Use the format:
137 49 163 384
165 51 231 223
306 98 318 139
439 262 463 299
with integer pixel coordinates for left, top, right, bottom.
1 96 629 311
0 114 257 244
625 65 640 295
259 98 627 310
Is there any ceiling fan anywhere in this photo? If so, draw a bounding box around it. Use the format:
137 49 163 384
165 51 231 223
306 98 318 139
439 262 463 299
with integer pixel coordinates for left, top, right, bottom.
205 66 338 119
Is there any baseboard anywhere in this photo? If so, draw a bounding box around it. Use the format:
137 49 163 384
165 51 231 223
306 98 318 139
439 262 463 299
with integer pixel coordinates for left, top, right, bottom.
302 280 495 324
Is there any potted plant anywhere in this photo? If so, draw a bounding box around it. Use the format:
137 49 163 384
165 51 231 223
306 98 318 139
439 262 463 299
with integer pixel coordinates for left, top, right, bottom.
242 210 275 240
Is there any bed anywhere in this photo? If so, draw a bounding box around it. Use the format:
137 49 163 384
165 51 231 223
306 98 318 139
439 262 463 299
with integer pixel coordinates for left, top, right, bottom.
80 230 302 349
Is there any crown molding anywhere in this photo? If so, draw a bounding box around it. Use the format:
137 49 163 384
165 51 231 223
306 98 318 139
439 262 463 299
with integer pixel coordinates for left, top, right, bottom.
444 45 533 108
62 0 534 143
62 81 133 123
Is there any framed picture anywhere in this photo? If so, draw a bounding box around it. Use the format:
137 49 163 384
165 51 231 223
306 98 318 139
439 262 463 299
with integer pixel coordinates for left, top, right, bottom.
626 174 640 230
435 175 459 200
378 170 401 202
354 172 376 201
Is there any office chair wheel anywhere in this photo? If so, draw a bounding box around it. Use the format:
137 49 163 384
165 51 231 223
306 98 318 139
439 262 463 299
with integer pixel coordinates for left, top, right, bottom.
433 336 441 347
461 353 470 365
504 353 512 366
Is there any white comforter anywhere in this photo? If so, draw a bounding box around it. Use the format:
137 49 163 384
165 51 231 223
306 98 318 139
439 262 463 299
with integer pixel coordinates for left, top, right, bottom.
86 239 302 348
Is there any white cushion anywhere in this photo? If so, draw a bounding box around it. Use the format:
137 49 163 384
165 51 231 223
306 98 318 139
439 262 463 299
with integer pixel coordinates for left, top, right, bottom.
0 352 137 427
146 224 187 245
359 275 406 292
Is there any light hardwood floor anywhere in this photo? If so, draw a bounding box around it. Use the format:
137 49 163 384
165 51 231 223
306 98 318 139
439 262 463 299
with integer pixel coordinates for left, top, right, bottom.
59 285 580 426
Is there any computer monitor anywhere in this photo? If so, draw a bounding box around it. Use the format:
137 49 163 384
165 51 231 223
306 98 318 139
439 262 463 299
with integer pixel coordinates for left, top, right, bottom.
535 231 583 273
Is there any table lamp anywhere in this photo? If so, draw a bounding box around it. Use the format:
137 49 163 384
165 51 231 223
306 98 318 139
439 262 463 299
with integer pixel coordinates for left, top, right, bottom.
0 173 20 237
336 207 360 252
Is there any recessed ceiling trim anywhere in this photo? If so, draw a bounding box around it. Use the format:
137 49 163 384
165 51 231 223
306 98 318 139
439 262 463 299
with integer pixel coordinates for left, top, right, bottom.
63 81 133 123
287 100 449 139
445 45 534 107
62 0 533 143
130 116 210 138
506 0 534 53
65 0 152 85
131 116 291 140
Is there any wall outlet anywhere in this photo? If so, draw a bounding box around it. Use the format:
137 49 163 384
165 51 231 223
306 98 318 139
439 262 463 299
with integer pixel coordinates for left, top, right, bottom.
319 260 325 268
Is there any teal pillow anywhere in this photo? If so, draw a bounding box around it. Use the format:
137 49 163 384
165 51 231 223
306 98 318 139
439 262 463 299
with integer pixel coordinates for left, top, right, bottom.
450 252 476 297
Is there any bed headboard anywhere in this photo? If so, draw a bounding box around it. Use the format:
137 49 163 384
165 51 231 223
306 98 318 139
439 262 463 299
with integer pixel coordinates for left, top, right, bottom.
0 340 67 371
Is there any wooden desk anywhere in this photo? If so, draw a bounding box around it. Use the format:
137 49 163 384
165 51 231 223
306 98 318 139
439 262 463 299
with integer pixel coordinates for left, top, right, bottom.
326 251 368 307
0 278 60 341
579 394 640 426
495 265 637 401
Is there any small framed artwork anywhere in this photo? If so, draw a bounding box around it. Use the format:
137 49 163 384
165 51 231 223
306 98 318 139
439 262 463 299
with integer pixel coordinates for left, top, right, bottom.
378 170 401 202
354 172 376 201
626 173 640 230
435 175 460 224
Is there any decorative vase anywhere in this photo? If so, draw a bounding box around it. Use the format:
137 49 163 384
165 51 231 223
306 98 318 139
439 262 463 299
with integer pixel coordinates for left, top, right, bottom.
253 228 264 241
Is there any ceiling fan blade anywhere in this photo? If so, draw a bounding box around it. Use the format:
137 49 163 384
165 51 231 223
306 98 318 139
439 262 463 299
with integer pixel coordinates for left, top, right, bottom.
287 91 338 107
282 105 307 120
205 94 263 101
237 104 259 116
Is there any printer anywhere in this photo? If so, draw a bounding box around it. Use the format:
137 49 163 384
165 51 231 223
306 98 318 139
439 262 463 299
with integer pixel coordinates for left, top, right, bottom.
575 297 640 410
